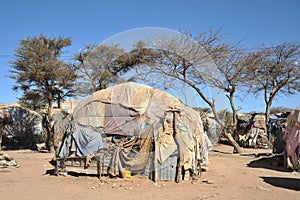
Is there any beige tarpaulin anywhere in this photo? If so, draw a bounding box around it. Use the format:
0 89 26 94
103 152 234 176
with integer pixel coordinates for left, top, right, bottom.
58 82 208 180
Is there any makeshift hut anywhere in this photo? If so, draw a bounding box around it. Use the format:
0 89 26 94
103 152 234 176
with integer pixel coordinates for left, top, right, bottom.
0 104 43 150
286 106 300 171
269 113 289 154
54 82 209 182
235 113 268 148
0 108 10 151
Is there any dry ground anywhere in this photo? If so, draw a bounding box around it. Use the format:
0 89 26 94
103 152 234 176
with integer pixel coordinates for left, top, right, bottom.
1 144 299 200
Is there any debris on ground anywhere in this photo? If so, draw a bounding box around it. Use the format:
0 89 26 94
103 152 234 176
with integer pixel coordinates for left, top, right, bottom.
0 151 19 168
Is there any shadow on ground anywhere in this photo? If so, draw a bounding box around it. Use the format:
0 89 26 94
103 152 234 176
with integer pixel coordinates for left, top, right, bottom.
45 169 56 176
45 168 99 178
247 154 291 172
260 176 300 191
212 149 233 155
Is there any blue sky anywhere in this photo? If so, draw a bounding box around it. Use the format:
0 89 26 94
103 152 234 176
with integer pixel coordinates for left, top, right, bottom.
0 0 299 112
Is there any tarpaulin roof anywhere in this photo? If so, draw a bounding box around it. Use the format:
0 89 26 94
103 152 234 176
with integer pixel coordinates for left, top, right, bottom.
57 82 208 180
73 82 184 130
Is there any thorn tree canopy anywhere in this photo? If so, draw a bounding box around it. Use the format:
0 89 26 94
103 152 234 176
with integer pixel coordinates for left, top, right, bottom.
9 34 76 152
242 42 300 133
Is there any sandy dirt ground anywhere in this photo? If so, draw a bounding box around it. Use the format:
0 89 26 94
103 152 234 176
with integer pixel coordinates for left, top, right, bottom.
1 144 299 200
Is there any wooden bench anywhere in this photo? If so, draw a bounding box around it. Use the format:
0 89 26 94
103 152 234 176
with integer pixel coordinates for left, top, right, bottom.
55 155 102 178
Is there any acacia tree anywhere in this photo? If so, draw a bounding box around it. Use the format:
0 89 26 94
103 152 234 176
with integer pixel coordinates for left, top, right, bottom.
194 32 247 133
242 42 300 133
127 29 243 153
9 34 76 152
74 44 133 96
18 90 46 111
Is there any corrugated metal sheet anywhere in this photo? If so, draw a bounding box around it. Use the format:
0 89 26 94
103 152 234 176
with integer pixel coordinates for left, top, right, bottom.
147 151 179 181
94 147 114 174
157 154 178 181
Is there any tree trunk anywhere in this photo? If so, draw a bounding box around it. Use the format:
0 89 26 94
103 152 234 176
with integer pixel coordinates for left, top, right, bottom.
264 87 276 149
211 101 242 154
227 90 237 135
265 101 272 149
265 103 270 132
224 131 241 153
57 91 61 109
46 98 55 153
188 81 242 153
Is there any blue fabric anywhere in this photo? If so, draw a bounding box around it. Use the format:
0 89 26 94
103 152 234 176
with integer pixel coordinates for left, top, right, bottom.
58 123 104 158
72 124 104 157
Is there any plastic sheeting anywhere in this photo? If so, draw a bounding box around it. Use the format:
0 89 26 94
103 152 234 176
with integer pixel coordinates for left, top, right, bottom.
58 123 104 158
56 82 208 180
286 106 300 155
103 104 140 136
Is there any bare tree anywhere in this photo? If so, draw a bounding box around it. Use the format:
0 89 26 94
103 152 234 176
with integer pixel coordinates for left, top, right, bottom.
128 29 243 153
243 42 300 133
194 33 247 134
